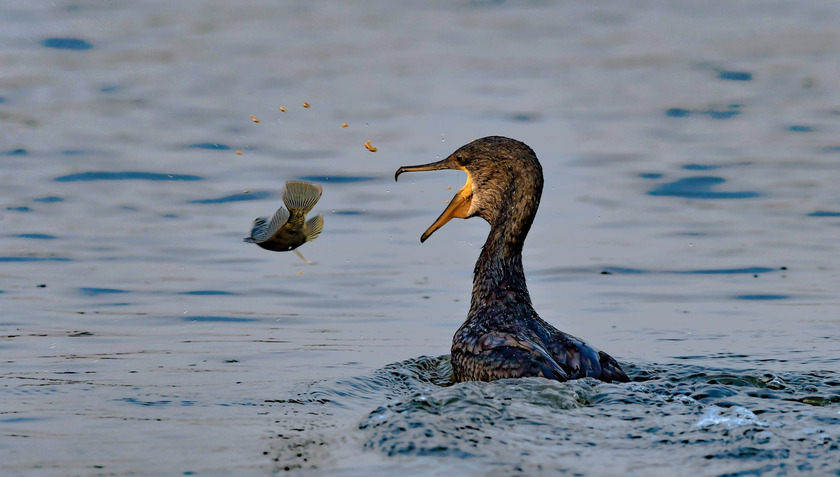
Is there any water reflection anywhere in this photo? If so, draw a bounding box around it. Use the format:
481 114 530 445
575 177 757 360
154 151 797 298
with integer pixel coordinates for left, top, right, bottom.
79 287 128 297
186 143 231 150
648 176 759 199
537 266 781 276
54 172 203 182
41 38 93 50
665 104 742 119
191 190 272 204
296 175 378 184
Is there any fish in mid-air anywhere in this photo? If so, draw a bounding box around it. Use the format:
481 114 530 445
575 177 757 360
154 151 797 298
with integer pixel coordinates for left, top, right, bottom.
244 181 324 263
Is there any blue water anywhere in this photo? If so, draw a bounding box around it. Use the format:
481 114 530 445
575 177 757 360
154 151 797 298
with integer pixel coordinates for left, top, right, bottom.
54 172 203 182
2 1 839 475
716 70 753 82
79 288 129 296
184 316 259 323
733 294 789 300
187 143 231 150
180 290 239 296
296 175 380 184
666 104 742 120
42 38 93 50
0 256 71 262
648 177 760 199
191 190 272 204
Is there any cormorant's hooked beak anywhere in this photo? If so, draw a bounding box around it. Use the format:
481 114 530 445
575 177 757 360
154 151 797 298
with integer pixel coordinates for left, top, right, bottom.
395 158 473 243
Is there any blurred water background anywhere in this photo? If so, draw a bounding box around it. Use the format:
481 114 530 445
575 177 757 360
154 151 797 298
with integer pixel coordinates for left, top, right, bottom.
2 1 839 475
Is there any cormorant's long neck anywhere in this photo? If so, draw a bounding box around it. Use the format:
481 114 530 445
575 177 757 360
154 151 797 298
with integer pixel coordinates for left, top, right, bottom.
469 188 539 317
470 224 527 312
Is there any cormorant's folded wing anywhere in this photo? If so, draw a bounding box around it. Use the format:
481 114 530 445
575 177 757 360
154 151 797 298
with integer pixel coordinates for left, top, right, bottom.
476 331 570 381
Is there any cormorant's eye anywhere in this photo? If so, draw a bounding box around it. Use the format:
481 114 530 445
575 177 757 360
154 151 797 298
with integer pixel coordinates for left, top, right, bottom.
455 154 469 166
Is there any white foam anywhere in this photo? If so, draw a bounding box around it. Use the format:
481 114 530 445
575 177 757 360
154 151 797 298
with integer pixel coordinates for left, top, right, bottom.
694 405 767 428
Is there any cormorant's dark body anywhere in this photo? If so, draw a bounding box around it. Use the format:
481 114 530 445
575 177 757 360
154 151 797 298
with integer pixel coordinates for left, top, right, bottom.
396 136 629 384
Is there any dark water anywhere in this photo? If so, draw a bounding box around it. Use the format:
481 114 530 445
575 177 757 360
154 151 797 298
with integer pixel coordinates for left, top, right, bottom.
274 357 839 475
2 0 840 475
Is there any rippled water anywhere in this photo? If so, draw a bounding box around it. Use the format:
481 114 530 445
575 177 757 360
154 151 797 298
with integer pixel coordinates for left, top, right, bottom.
2 1 840 475
277 357 839 475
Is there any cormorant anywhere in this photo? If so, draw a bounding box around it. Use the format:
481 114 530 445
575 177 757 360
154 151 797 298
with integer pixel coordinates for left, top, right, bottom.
396 136 628 383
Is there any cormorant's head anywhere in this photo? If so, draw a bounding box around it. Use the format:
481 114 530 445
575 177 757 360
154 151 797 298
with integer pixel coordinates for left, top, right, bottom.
395 136 543 242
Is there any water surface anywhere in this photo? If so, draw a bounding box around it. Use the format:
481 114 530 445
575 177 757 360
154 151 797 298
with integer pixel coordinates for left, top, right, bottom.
2 1 839 475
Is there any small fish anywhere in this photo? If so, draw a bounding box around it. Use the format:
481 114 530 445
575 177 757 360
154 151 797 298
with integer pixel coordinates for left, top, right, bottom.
244 181 324 263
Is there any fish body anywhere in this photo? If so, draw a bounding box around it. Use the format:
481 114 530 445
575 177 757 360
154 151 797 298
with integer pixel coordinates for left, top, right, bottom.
244 181 324 252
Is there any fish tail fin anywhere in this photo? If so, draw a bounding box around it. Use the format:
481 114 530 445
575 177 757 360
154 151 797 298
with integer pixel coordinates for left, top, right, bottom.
282 181 322 215
305 214 324 242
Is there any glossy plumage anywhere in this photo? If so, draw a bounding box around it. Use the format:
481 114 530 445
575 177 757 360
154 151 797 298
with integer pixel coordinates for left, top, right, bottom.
396 136 629 383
